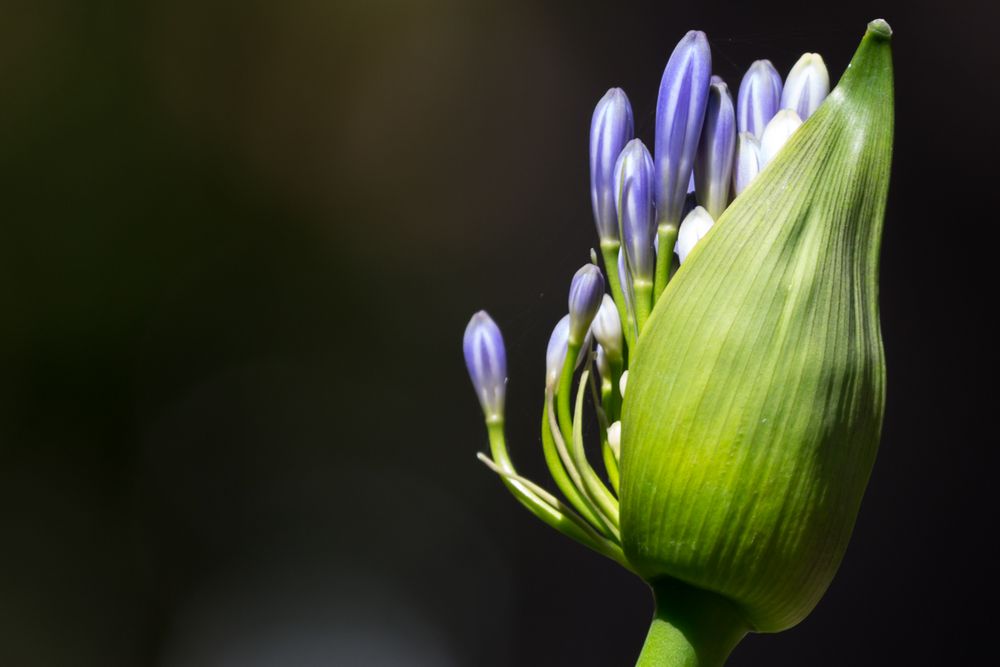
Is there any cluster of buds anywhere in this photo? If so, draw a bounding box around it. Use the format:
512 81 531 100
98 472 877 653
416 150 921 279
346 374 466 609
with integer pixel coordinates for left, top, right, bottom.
464 19 893 665
464 30 832 568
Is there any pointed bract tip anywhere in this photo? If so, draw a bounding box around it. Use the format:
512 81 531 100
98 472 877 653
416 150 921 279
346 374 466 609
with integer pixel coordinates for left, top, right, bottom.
867 18 892 38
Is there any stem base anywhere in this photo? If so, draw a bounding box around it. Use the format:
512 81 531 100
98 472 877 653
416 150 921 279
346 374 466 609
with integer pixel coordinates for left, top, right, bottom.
636 577 748 667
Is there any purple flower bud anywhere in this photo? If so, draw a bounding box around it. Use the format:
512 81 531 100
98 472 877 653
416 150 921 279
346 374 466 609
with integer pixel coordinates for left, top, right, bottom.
737 60 782 139
546 315 570 390
567 264 605 343
590 88 635 243
781 53 829 121
694 78 736 220
463 311 506 421
733 132 762 196
614 139 656 283
545 315 592 391
654 30 712 228
675 205 715 264
591 294 623 359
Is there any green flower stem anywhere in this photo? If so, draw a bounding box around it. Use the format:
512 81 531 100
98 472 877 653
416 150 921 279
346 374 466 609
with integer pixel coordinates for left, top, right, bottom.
597 374 621 493
601 240 635 349
540 401 605 528
571 370 620 527
635 578 748 667
603 442 620 493
633 278 653 334
587 369 611 435
601 352 624 422
587 370 619 494
600 375 614 420
553 347 620 532
556 339 583 444
477 454 629 568
653 224 678 302
481 421 628 566
545 395 619 539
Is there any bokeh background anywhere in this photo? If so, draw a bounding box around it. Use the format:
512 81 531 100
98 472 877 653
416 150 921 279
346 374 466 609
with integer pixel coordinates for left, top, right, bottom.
1 0 996 665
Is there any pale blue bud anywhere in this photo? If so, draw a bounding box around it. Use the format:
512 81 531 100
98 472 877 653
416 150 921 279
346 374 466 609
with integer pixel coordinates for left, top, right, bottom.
737 60 782 139
654 30 712 227
567 264 605 344
614 139 656 283
463 311 506 421
694 78 736 219
590 88 635 242
781 53 829 121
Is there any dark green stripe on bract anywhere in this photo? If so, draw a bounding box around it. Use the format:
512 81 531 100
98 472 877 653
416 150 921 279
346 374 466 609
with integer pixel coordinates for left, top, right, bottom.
620 22 893 632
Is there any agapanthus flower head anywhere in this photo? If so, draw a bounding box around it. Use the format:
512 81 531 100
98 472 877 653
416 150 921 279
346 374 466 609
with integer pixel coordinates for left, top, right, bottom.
464 19 894 664
590 88 635 243
462 311 506 422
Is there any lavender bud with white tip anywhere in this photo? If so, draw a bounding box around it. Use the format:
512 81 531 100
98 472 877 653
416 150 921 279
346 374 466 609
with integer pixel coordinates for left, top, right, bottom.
463 311 507 422
781 53 829 121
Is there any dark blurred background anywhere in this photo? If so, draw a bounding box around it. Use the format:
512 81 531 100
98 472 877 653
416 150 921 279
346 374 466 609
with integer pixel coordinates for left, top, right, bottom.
0 0 996 665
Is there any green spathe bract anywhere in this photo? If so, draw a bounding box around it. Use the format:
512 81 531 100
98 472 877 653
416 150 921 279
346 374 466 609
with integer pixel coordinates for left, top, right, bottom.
621 18 893 639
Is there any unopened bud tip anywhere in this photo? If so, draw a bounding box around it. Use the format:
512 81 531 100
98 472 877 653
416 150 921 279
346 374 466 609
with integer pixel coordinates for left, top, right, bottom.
867 18 892 39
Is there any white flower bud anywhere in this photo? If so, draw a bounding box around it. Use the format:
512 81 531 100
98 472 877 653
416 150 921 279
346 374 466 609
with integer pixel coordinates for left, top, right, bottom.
591 295 624 360
759 109 803 167
607 421 622 459
781 53 829 121
675 206 715 264
733 132 762 196
545 315 593 392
